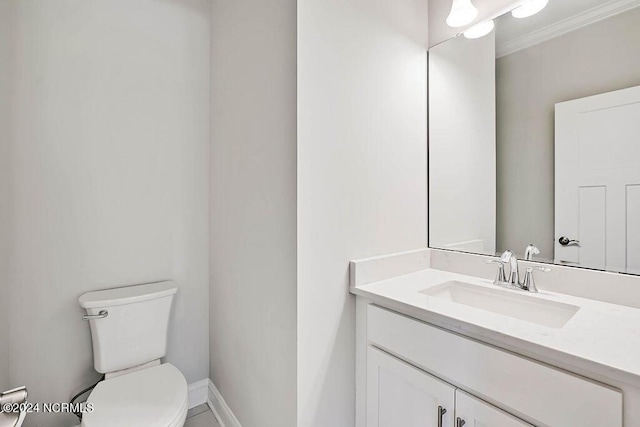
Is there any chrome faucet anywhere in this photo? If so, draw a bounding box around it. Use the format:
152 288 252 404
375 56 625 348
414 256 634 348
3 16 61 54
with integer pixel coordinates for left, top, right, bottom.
524 244 540 261
500 250 520 286
487 249 552 293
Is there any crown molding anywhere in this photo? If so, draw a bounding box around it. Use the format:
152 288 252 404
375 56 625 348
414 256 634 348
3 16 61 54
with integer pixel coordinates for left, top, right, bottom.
497 0 640 58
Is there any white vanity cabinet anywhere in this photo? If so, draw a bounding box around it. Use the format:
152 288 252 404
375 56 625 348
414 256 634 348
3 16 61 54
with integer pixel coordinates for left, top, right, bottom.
367 346 531 427
367 346 455 427
362 304 623 427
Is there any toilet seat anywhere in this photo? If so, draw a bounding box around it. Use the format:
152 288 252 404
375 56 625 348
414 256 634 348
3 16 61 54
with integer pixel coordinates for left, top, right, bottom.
82 363 188 427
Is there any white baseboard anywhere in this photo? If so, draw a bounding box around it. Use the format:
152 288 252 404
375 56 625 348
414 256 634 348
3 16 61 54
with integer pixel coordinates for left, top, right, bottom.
207 379 241 427
188 379 209 408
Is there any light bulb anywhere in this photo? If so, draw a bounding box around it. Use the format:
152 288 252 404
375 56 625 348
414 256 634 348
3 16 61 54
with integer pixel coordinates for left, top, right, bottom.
511 0 549 19
446 0 479 28
463 20 495 39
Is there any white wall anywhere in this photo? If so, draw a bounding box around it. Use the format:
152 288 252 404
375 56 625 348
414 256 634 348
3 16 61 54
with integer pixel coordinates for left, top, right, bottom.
209 0 298 426
429 33 496 255
297 0 429 424
429 0 517 46
496 8 640 259
0 0 11 392
6 1 211 425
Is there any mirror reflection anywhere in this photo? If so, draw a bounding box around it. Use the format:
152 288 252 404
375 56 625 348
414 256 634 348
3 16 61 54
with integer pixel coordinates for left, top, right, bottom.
429 0 640 274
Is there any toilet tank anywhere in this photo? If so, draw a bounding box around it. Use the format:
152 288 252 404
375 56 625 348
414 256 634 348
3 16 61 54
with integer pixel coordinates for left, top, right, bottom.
79 281 178 374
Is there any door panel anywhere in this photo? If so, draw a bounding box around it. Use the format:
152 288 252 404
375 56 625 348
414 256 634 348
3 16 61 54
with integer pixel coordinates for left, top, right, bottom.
455 390 533 427
578 186 606 269
367 346 455 427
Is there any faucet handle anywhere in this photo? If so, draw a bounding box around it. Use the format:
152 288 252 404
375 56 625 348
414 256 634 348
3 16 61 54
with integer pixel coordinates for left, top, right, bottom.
499 250 513 263
486 259 506 284
522 266 551 293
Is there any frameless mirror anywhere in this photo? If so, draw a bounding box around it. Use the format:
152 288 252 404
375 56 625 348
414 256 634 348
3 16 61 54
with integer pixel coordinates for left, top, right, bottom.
429 0 640 274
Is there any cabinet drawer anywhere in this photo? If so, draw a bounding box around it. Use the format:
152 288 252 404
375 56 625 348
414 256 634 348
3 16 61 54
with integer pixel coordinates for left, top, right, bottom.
367 304 622 427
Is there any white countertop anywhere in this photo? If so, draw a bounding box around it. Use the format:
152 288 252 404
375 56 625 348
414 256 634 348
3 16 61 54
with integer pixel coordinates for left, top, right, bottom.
352 268 640 388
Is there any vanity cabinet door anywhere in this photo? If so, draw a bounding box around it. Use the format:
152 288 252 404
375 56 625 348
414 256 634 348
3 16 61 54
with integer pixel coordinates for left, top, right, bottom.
455 390 533 427
367 346 455 427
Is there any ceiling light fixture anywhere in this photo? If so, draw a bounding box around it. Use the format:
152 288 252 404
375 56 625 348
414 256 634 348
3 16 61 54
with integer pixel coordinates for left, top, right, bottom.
511 0 549 19
463 20 495 39
446 0 479 28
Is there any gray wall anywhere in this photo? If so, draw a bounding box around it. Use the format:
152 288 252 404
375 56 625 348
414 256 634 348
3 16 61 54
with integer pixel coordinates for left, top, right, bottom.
496 8 640 259
209 1 298 426
297 0 429 424
5 1 211 425
210 2 429 427
0 0 10 392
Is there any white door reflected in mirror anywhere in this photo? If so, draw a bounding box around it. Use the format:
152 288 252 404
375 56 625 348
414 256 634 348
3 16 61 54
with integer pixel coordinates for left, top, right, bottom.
555 85 640 274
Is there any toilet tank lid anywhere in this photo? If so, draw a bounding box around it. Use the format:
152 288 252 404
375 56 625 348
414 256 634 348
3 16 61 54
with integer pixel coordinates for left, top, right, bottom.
79 281 178 309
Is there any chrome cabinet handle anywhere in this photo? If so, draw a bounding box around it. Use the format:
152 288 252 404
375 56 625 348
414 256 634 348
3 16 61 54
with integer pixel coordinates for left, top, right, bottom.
456 417 466 427
82 310 108 321
559 236 580 246
437 406 447 427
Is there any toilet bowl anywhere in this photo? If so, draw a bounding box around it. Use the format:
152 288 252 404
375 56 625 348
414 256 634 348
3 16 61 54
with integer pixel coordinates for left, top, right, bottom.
81 364 188 427
79 281 187 427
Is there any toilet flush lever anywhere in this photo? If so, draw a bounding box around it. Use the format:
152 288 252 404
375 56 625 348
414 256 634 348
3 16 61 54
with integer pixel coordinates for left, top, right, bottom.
82 310 108 321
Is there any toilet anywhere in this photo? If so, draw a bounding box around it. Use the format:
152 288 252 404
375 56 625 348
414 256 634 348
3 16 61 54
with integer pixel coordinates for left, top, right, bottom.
78 281 188 427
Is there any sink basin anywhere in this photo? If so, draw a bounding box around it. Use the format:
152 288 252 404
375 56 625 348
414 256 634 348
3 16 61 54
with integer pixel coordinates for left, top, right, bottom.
421 281 580 328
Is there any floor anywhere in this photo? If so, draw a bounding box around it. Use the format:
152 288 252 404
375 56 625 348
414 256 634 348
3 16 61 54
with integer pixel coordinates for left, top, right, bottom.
185 404 221 427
